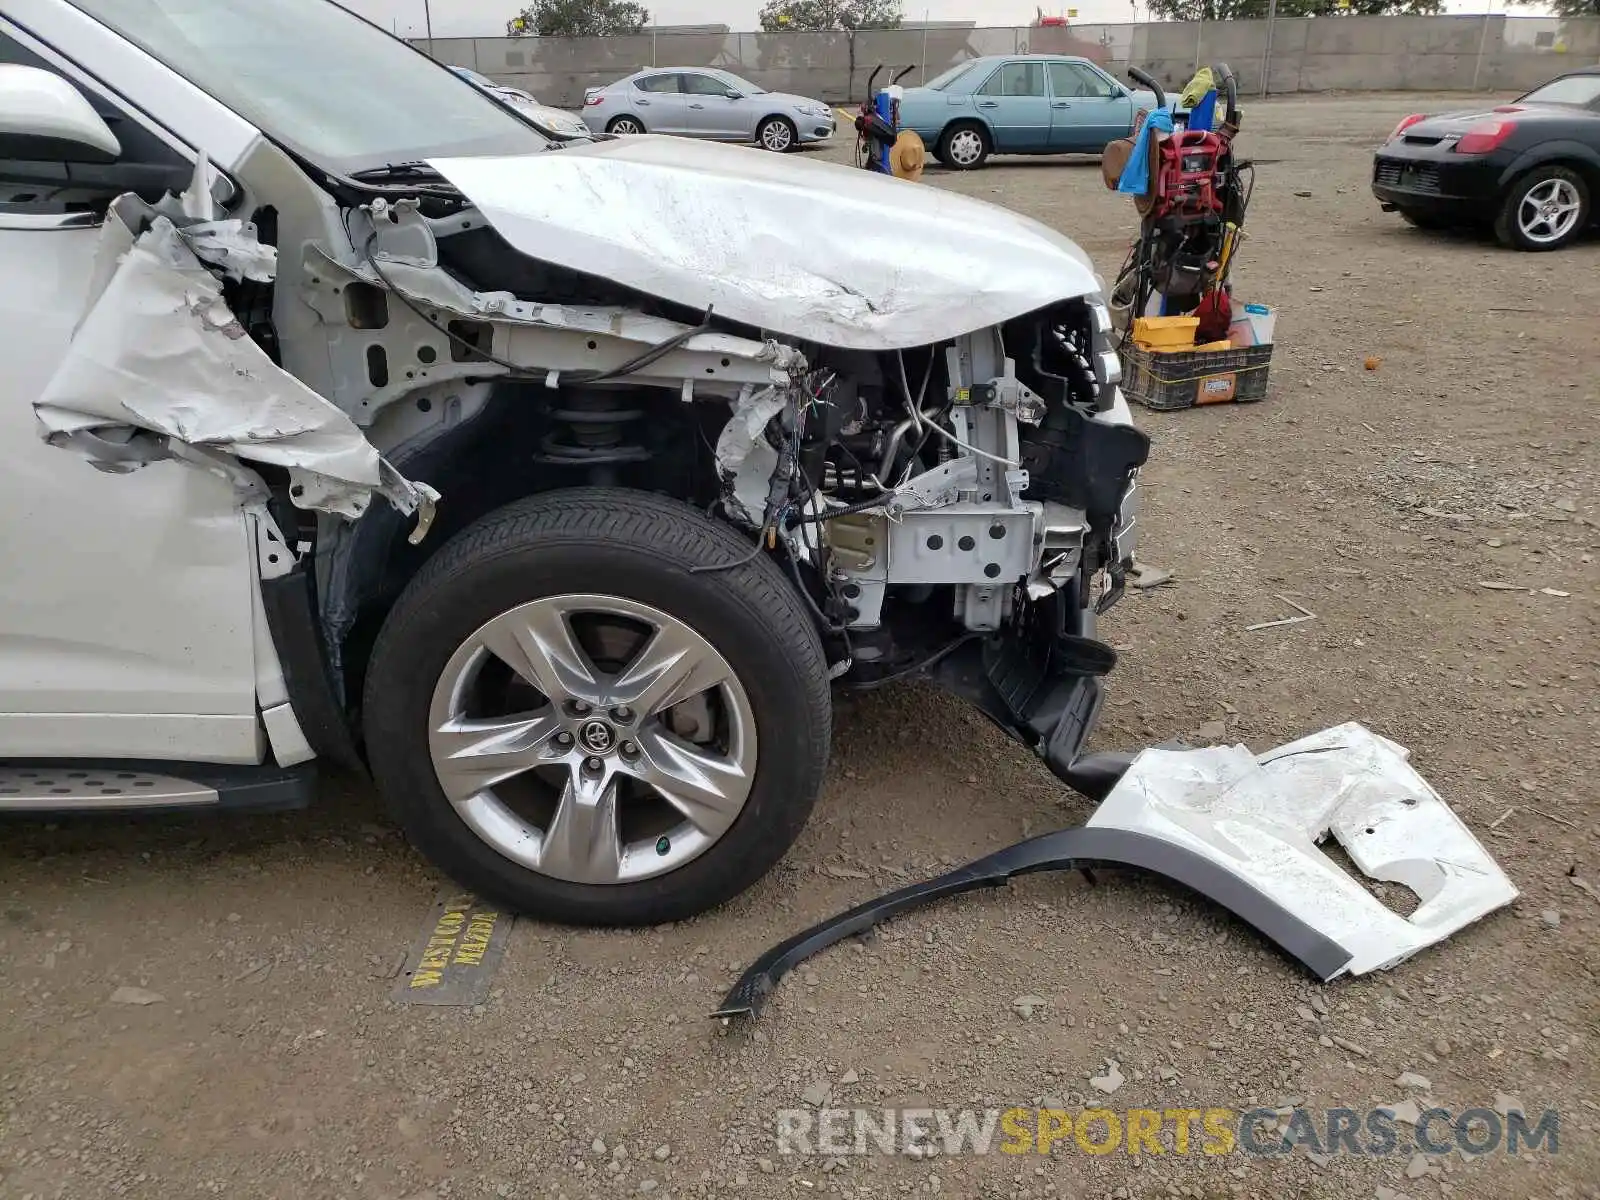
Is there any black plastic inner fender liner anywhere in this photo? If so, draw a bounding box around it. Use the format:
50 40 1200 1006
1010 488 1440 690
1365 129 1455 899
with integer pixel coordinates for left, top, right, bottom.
713 826 1354 1020
261 566 367 775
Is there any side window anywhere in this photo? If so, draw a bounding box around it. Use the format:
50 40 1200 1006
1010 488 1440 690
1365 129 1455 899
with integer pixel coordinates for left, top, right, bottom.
1048 62 1118 99
682 73 733 97
634 73 681 94
977 62 1046 99
0 31 191 210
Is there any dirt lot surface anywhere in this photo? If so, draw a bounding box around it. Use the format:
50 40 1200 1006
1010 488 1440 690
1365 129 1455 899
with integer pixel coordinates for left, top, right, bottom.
3 93 1597 1200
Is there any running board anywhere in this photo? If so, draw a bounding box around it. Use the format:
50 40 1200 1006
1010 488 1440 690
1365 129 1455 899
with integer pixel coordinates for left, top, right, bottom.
0 760 317 814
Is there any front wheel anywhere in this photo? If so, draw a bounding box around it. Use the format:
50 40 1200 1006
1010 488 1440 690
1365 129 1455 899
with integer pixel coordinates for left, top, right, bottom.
758 115 797 152
363 489 832 926
1494 165 1590 251
939 122 991 171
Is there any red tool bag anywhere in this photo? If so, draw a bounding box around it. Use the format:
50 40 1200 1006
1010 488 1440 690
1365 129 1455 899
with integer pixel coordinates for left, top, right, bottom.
1147 129 1224 221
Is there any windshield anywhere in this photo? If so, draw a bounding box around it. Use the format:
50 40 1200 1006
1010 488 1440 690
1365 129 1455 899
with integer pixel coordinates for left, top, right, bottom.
926 61 980 91
63 0 549 174
1519 73 1600 109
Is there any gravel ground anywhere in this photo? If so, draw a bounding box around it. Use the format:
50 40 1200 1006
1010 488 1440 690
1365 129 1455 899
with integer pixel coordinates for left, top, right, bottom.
2 93 1597 1200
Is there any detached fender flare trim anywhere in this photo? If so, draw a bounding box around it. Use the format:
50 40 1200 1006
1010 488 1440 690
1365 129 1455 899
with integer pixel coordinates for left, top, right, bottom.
713 825 1353 1021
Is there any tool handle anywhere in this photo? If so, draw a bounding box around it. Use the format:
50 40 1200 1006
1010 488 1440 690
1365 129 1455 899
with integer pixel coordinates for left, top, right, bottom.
1128 66 1165 110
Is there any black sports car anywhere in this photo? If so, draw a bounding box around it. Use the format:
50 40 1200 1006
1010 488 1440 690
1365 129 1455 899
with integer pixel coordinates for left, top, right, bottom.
1372 66 1600 251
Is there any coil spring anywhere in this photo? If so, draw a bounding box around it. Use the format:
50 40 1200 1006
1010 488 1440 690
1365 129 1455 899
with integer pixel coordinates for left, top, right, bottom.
535 391 651 483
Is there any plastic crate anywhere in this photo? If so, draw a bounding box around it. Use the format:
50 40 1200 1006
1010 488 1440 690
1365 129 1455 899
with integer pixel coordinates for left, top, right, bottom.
1120 341 1274 411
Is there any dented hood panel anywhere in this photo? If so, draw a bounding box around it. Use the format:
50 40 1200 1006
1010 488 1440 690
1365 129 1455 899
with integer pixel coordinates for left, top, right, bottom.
429 137 1100 350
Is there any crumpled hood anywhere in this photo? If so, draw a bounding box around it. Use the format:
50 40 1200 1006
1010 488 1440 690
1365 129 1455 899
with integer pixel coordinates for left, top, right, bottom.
429 136 1100 350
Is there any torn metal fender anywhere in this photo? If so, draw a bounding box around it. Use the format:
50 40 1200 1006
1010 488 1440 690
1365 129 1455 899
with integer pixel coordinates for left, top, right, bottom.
713 825 1352 1020
33 205 435 527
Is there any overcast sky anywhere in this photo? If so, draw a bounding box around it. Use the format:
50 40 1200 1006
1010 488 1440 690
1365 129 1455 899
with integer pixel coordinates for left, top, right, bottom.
339 0 1520 40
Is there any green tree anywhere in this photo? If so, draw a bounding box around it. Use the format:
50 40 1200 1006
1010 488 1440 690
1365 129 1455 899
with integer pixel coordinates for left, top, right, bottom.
757 0 904 32
1144 0 1440 16
1509 0 1598 15
506 0 650 37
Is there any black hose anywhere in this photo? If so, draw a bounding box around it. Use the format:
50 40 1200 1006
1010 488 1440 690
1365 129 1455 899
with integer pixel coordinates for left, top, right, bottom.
1128 66 1165 110
1214 61 1240 127
787 492 896 526
777 534 849 635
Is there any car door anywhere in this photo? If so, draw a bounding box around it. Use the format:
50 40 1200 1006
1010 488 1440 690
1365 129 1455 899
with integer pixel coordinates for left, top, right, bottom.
630 71 688 135
1046 61 1134 152
0 25 264 763
972 61 1051 152
680 72 746 140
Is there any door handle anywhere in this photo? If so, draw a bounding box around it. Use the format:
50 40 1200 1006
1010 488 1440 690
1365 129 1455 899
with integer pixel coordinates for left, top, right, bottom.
977 100 999 108
1052 101 1072 109
689 102 705 109
637 99 651 106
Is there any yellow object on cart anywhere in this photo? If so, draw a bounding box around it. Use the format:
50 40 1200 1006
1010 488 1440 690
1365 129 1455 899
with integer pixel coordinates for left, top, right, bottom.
1131 315 1198 352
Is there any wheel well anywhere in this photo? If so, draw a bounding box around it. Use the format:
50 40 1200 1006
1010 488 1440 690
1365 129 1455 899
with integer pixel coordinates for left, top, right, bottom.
1502 156 1599 205
758 113 798 138
321 381 722 728
607 113 643 132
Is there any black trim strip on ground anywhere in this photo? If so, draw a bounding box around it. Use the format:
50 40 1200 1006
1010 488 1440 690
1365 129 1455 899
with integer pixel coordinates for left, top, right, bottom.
714 826 1354 1020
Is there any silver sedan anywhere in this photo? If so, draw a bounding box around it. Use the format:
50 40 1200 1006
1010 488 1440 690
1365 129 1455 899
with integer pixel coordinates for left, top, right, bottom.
581 67 836 152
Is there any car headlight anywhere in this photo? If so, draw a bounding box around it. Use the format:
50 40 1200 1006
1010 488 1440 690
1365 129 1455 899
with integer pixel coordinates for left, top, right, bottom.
799 103 827 117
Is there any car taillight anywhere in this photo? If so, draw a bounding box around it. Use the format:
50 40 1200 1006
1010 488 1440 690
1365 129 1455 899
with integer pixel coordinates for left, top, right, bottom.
585 94 605 106
1387 113 1427 142
1456 119 1515 154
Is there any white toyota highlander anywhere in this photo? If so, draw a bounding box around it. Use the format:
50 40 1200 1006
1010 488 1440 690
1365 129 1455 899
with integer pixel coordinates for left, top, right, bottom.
0 0 1145 926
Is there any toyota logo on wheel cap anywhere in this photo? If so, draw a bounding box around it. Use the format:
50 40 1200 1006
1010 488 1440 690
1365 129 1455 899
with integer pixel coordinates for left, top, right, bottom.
578 720 616 755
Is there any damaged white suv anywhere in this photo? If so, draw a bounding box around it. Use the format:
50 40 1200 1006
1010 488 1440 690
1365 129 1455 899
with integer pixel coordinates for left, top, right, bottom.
0 0 1145 925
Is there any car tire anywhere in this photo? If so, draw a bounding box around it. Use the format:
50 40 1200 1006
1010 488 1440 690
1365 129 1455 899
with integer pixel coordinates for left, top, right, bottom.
758 115 797 152
1494 164 1590 252
607 115 646 135
363 488 832 926
939 121 991 171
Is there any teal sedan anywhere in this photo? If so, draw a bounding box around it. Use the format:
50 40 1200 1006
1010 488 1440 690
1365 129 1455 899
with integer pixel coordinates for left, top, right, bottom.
897 55 1160 171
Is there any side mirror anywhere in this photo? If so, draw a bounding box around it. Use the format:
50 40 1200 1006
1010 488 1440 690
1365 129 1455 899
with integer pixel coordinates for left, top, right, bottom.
0 64 121 163
725 89 743 100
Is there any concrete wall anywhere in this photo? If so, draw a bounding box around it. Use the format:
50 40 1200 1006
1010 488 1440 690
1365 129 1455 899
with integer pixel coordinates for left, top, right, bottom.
415 16 1600 108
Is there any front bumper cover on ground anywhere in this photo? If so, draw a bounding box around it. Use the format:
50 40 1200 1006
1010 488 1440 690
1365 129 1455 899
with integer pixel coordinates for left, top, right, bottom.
716 722 1517 1021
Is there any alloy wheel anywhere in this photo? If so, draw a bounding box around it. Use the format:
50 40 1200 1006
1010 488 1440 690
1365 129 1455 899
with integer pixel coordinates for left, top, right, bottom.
761 120 794 152
428 593 757 886
1517 178 1582 246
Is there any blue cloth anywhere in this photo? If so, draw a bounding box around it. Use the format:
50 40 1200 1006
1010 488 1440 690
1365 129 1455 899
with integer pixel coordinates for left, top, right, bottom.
875 90 893 173
1186 89 1217 132
1116 106 1174 196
